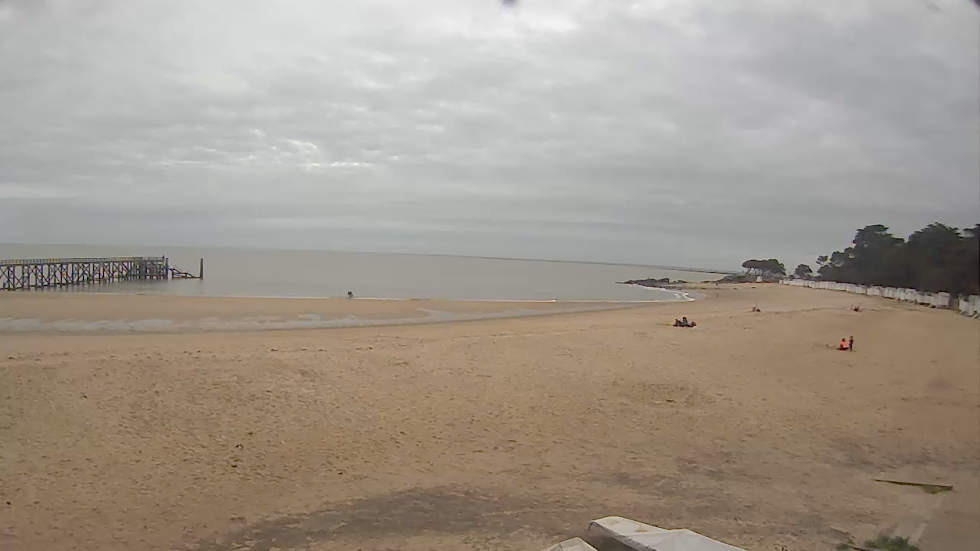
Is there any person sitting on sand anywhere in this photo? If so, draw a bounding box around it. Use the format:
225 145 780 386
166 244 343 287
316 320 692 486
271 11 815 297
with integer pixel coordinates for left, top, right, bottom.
838 337 849 351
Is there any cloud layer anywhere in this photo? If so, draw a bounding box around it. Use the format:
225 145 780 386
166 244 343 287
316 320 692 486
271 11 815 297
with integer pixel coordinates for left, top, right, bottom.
1 0 977 268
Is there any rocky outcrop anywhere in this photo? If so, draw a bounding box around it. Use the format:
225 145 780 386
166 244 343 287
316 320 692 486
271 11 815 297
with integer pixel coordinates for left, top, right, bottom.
619 277 687 288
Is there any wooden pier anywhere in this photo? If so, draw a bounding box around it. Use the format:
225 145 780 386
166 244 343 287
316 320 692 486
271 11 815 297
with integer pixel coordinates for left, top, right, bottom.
0 256 201 291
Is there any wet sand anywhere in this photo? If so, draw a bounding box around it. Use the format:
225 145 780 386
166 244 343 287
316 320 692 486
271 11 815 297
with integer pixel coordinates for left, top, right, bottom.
1 284 977 550
0 292 662 333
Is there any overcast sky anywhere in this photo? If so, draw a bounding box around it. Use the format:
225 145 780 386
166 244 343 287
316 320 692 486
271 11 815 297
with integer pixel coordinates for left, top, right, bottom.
1 0 977 269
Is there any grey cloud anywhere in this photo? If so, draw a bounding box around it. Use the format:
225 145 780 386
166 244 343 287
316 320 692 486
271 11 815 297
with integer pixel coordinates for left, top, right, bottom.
1 0 977 270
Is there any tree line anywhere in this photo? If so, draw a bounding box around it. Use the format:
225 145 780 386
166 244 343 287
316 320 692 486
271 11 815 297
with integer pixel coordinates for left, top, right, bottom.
791 223 979 295
741 258 786 277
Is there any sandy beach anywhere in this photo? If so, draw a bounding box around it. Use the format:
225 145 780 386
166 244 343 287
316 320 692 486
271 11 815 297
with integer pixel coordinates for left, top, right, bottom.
1 284 977 550
0 292 650 333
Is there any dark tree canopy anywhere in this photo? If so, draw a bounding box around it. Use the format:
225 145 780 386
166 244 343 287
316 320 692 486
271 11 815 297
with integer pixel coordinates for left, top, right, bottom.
793 264 813 279
742 258 786 277
815 222 979 294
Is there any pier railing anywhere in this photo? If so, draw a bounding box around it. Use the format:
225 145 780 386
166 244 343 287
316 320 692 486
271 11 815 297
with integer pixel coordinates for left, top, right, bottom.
1 256 171 290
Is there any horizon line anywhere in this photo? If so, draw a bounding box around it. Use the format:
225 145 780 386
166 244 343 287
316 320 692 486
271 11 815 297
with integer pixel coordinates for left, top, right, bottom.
0 241 738 275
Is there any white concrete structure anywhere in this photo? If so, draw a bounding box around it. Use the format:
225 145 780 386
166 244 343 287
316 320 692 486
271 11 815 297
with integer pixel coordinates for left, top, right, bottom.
965 295 980 317
543 538 598 551
780 279 978 318
589 516 744 551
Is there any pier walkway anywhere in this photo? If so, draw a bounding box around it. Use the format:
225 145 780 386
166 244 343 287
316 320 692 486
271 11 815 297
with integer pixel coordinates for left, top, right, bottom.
0 256 199 291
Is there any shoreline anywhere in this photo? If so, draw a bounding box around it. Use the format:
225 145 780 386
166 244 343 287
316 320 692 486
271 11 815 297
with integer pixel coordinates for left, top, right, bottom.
0 290 698 335
5 290 693 303
6 284 694 303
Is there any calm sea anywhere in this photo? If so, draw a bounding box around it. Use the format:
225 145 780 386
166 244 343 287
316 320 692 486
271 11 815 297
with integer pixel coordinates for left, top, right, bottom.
0 244 725 301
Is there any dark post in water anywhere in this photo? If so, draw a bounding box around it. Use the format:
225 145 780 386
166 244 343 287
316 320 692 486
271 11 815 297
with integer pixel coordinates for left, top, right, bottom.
199 258 204 279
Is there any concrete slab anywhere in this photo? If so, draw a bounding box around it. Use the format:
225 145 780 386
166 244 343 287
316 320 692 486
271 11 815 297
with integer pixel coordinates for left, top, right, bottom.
589 516 744 551
543 537 599 551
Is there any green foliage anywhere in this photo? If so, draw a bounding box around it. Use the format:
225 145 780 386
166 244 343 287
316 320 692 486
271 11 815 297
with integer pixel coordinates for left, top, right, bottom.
742 258 786 277
835 534 921 551
862 535 920 551
816 222 979 294
718 273 758 283
793 263 813 279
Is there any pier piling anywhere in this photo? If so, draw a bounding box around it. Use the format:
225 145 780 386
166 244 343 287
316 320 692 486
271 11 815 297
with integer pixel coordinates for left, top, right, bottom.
0 256 200 290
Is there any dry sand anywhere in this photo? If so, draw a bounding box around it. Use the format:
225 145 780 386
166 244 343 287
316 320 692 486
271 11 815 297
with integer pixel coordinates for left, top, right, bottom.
1 284 977 550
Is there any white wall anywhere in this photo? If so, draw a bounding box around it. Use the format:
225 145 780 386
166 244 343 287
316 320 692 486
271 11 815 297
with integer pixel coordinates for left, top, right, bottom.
779 279 978 318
